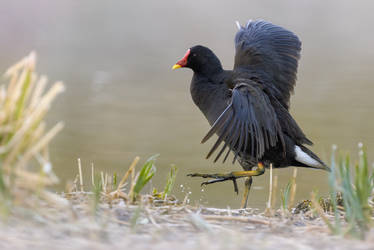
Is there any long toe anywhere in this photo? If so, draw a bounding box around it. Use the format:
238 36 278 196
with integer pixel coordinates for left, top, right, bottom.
200 176 238 194
201 178 228 186
187 173 210 178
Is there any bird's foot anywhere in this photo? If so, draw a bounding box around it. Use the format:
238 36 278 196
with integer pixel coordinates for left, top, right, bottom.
187 172 240 194
187 163 265 197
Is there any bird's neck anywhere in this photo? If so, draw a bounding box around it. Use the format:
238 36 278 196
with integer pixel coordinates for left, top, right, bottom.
190 72 230 125
192 69 224 85
195 65 223 76
193 54 224 76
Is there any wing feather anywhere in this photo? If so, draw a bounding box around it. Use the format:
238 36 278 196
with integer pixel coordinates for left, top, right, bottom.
234 20 301 109
202 82 285 163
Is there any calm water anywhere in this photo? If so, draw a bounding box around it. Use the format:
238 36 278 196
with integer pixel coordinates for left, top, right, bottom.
1 1 374 208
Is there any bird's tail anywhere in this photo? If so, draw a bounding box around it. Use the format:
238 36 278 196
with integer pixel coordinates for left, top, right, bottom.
293 145 330 171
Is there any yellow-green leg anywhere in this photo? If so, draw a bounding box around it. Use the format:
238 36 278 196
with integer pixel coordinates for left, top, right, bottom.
241 177 252 209
188 163 265 206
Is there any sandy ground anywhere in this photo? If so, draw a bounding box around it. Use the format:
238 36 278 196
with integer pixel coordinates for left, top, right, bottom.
1 193 374 250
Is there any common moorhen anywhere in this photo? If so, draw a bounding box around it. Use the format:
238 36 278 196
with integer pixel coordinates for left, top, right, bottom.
172 20 329 208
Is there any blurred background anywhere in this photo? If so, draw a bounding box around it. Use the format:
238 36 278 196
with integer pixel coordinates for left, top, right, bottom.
0 0 373 208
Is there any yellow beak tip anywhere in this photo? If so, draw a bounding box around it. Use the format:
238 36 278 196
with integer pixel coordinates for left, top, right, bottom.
172 64 182 70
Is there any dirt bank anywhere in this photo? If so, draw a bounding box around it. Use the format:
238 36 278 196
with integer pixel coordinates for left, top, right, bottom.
1 192 373 250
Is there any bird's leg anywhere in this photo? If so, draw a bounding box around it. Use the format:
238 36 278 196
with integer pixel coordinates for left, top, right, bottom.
241 177 253 209
188 163 265 196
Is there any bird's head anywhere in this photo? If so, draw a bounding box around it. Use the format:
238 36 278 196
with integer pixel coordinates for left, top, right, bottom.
172 45 222 74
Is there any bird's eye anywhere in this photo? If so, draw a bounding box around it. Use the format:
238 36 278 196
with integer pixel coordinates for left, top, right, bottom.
192 53 197 57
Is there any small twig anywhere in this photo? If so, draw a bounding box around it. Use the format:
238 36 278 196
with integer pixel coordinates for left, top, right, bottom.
128 166 137 199
72 174 79 192
202 207 248 216
105 173 108 191
101 171 106 193
91 163 95 186
271 175 278 211
78 158 83 192
202 215 270 225
267 163 273 210
264 163 274 216
289 168 298 209
182 193 189 206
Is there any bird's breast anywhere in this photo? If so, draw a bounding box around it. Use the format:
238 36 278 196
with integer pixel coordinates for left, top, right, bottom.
190 77 230 126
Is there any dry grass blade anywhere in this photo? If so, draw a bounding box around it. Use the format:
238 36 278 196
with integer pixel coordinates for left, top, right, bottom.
271 175 278 212
289 168 298 209
15 122 64 169
264 164 273 216
117 156 139 191
78 158 84 192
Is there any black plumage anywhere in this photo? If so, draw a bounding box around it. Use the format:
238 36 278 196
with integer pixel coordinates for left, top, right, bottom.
173 20 329 178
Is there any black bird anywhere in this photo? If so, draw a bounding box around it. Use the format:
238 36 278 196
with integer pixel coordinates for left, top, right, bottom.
172 20 329 208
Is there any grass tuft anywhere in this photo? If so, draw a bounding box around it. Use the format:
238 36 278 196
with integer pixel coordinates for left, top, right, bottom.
316 144 374 239
70 154 178 207
131 155 158 201
0 52 65 215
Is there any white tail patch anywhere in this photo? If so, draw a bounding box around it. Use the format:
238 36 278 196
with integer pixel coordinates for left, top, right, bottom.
294 146 320 167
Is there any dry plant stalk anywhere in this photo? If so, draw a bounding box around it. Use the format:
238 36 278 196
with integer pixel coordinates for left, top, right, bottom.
271 175 278 210
71 155 170 208
117 156 139 191
0 52 66 209
69 156 141 203
91 163 95 186
264 164 274 216
78 158 84 192
289 168 298 209
267 164 273 209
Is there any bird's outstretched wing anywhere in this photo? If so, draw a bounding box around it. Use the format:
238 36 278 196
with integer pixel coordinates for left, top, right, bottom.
201 81 285 164
234 20 301 109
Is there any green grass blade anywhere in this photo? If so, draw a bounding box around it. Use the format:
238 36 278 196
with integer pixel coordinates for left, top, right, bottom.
162 165 178 199
133 154 158 198
281 181 292 211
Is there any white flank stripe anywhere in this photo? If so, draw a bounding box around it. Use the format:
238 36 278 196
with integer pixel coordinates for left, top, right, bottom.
294 146 320 167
